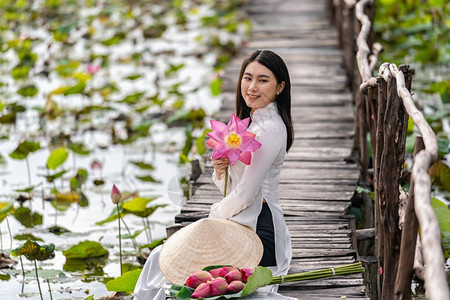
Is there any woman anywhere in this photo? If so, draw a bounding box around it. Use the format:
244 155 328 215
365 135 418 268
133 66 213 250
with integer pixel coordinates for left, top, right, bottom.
134 50 294 299
210 49 293 279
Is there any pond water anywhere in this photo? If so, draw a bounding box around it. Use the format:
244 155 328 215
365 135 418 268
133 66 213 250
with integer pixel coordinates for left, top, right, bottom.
0 0 249 298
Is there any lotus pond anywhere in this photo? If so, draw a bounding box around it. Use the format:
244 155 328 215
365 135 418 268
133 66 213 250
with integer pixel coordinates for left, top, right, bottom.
0 0 249 299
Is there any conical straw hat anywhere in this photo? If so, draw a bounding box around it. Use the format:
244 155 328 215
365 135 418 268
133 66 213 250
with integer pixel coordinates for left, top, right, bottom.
159 218 263 285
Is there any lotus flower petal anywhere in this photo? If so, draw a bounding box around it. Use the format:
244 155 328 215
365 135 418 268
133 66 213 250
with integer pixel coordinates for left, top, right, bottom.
210 278 228 296
186 271 213 289
239 136 261 152
238 151 252 165
192 282 211 299
227 149 240 165
227 280 244 293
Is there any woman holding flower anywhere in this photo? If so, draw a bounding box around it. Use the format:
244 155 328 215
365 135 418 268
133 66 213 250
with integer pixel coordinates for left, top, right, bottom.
210 49 293 284
134 50 294 299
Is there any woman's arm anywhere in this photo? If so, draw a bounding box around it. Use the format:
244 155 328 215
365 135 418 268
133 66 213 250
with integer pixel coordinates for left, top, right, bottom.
209 123 285 219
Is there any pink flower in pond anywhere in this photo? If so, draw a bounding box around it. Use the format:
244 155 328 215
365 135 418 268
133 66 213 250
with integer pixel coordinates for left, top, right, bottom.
87 63 100 74
110 184 122 204
90 159 103 170
186 271 213 289
240 268 254 283
191 282 211 299
227 280 244 294
224 270 242 283
210 278 228 296
206 114 261 166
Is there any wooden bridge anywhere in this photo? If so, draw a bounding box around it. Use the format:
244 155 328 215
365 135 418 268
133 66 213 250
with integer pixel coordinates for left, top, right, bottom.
169 0 449 299
171 0 368 299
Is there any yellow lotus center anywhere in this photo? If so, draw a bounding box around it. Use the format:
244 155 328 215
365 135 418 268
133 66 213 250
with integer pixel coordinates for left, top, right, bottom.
225 133 242 149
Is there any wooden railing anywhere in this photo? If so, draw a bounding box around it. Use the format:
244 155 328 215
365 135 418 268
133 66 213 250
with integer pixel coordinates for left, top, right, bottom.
329 0 449 299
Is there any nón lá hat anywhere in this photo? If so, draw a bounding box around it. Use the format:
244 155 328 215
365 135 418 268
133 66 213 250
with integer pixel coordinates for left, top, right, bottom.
159 218 263 285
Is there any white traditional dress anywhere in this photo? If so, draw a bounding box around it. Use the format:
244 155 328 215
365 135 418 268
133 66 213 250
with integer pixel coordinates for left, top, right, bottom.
134 102 294 299
210 102 292 279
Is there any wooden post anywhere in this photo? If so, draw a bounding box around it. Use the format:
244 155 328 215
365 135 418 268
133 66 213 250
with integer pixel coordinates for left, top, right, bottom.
361 256 380 299
394 137 424 300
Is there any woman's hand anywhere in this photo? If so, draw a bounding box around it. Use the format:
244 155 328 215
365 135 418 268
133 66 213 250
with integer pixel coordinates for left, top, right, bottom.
211 157 230 180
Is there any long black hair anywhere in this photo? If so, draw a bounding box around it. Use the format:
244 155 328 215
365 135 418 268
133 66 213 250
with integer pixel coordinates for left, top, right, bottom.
235 49 294 152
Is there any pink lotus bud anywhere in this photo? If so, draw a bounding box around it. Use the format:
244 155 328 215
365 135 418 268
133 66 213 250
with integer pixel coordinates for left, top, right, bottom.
210 278 228 296
240 268 254 283
111 184 122 204
227 280 244 294
87 63 100 74
91 159 103 170
224 270 242 283
209 268 222 278
186 271 213 289
191 282 211 299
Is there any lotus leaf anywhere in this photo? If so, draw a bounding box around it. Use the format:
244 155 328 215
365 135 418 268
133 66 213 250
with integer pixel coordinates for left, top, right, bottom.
122 197 157 213
14 233 44 242
62 241 108 259
106 269 142 292
9 140 40 160
14 207 43 228
11 240 55 261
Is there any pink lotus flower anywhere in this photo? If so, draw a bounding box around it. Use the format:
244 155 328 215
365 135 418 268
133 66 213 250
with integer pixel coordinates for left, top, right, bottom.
206 114 261 166
110 184 122 204
208 267 223 278
209 266 239 278
87 63 100 74
210 278 228 296
186 271 213 289
191 282 211 299
224 270 242 283
240 268 254 283
227 280 244 293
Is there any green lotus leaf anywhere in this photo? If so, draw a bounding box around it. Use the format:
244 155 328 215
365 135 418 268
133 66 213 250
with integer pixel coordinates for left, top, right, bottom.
14 183 42 193
125 204 167 218
106 269 142 292
129 161 155 170
11 240 55 261
63 81 86 95
9 140 40 160
17 85 38 97
67 142 91 155
120 227 147 239
139 238 164 251
14 207 43 228
135 175 161 183
14 233 44 242
122 197 157 213
62 240 109 259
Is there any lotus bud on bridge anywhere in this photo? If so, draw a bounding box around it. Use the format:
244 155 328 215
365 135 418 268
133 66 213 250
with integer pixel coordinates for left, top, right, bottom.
240 268 254 283
224 270 242 283
186 270 213 289
210 277 228 296
227 280 244 293
191 282 211 299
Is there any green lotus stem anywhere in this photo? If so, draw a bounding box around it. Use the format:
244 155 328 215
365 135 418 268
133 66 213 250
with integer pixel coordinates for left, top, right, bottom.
47 279 53 300
26 157 32 187
116 203 123 275
6 216 12 250
120 215 140 253
145 217 153 241
19 256 25 293
34 259 44 300
270 262 364 285
223 168 228 198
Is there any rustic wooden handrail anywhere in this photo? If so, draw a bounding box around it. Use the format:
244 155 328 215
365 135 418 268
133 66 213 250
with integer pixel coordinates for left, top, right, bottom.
330 0 449 299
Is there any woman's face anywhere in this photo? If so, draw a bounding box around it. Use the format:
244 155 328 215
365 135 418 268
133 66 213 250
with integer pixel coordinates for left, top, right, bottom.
240 61 284 113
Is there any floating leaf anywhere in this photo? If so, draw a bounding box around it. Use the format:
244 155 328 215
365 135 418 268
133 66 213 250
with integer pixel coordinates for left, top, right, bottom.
62 240 109 259
67 142 91 155
102 32 126 46
11 240 55 261
55 60 80 77
106 269 142 292
40 170 68 183
25 269 65 279
63 256 107 273
165 63 185 77
9 140 40 160
130 161 155 170
70 168 88 190
63 81 86 96
120 92 145 104
95 206 127 226
14 207 43 228
125 74 142 80
14 233 44 242
17 85 38 97
55 191 80 204
15 183 43 193
84 295 94 300
48 225 71 235
135 175 161 183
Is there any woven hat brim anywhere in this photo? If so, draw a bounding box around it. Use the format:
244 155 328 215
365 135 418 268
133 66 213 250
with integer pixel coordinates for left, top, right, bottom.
159 218 263 285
